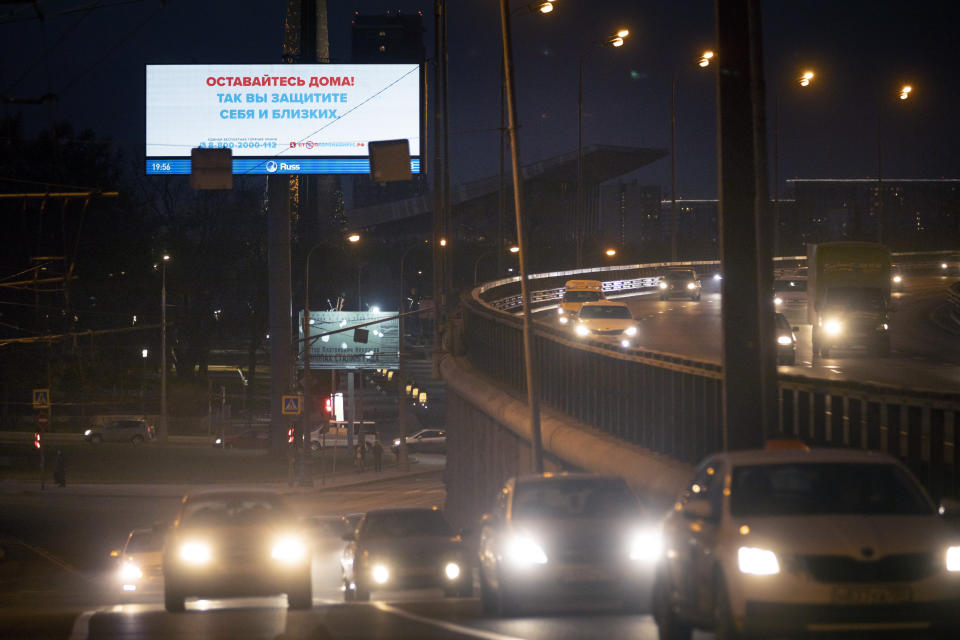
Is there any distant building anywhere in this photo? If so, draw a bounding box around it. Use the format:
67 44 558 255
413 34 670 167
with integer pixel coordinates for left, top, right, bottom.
787 179 960 251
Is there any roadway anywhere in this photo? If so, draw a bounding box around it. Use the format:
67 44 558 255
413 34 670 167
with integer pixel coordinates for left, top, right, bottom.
539 274 960 392
0 468 675 640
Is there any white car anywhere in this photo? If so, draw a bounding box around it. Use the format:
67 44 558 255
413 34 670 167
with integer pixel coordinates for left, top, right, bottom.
392 428 446 455
653 444 960 639
111 527 165 595
570 301 638 347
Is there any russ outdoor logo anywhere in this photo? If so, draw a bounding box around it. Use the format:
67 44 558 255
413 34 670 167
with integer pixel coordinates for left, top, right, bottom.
265 160 278 173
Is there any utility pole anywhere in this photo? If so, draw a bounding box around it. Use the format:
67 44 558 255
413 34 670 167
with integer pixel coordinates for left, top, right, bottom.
715 0 776 450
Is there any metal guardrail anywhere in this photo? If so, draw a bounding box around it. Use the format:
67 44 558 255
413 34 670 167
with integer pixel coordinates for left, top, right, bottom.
462 250 960 499
948 281 960 327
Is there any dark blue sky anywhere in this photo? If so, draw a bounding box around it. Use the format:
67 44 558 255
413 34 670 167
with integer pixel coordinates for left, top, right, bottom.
2 0 958 199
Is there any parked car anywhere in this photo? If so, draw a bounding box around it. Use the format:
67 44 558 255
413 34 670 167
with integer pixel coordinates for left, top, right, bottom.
659 269 702 301
213 428 269 449
392 428 446 455
83 419 154 444
340 507 472 601
162 489 311 612
110 526 165 595
478 473 657 616
653 443 960 639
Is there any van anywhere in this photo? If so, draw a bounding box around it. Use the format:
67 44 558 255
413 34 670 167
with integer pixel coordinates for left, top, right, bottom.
557 280 605 322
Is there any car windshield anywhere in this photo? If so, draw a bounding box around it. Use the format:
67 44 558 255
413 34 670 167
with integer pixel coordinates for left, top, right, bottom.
729 463 933 517
774 315 791 331
564 290 603 303
512 478 641 519
125 530 163 554
823 286 885 313
666 271 694 281
579 305 632 320
306 518 346 537
360 510 453 538
182 495 291 527
774 279 807 292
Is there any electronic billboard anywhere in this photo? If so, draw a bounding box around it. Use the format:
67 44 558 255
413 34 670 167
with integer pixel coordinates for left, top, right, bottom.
146 64 421 175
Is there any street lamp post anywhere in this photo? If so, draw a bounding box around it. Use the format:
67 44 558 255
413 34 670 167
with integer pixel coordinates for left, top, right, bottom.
160 254 170 443
396 240 426 472
473 245 518 285
773 69 815 257
140 348 148 415
877 84 913 244
300 242 326 487
576 29 629 267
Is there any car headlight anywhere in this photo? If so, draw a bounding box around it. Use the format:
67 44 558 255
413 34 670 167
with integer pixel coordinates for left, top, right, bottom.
559 316 569 325
738 546 779 575
575 325 590 337
271 535 307 564
943 263 948 270
393 439 401 447
947 546 960 572
777 335 793 346
620 339 631 348
774 297 783 306
214 437 222 445
557 308 565 315
687 282 696 290
119 561 143 581
892 275 902 283
505 535 548 566
629 528 662 563
625 326 637 337
84 429 92 437
180 541 212 565
659 282 668 289
714 273 722 281
823 319 843 336
444 562 461 580
372 563 390 584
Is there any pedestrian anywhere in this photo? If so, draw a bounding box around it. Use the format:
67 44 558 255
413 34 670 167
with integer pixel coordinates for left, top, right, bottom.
372 438 384 472
354 442 364 472
359 438 367 472
53 450 66 488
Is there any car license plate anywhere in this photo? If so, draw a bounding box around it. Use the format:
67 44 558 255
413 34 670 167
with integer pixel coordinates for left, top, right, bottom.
831 586 912 605
559 566 607 582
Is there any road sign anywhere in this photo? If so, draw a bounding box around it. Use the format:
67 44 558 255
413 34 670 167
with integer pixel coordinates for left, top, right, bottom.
36 413 49 430
282 395 302 415
32 389 50 409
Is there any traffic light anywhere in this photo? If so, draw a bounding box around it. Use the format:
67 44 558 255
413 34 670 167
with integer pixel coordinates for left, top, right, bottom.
324 396 333 415
287 427 295 445
33 432 41 450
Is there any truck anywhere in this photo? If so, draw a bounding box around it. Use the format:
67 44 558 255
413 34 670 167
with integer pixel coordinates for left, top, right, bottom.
807 241 892 358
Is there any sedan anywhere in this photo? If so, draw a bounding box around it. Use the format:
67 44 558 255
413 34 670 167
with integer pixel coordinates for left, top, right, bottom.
111 526 165 596
478 473 658 616
83 419 154 444
162 489 312 611
340 507 472 601
659 269 702 301
653 444 960 639
392 429 446 455
213 429 269 449
567 301 638 347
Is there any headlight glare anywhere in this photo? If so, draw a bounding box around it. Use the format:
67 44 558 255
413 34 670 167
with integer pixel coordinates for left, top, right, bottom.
777 335 793 345
119 561 143 581
625 326 637 336
687 282 696 290
738 546 779 575
557 308 564 315
506 535 548 566
575 325 589 337
629 528 662 563
824 319 843 336
774 297 783 306
444 562 461 580
271 535 306 564
180 541 212 565
559 316 569 325
84 429 92 436
372 563 390 584
947 546 960 572
893 275 902 283
620 339 630 348
659 282 668 289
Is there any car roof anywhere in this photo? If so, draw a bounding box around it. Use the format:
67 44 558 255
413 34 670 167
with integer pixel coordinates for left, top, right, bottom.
513 472 629 485
362 507 444 517
182 488 284 501
708 447 900 468
579 300 629 309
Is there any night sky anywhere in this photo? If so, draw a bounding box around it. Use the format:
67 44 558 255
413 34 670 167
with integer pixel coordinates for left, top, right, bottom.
2 0 959 199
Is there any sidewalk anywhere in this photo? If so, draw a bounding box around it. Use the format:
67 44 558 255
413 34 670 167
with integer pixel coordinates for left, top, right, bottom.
0 455 444 499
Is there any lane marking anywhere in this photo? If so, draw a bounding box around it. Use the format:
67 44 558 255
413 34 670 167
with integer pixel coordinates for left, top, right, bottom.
69 606 109 640
372 601 526 640
5 535 97 584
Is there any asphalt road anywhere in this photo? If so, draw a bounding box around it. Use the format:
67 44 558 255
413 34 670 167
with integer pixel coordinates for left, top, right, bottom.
540 274 960 392
0 470 677 640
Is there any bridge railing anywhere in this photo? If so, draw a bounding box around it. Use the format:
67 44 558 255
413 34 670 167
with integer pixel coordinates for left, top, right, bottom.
461 251 960 499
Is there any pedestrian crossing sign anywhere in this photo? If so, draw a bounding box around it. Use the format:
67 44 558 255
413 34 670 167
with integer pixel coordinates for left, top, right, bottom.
32 389 50 409
282 395 302 415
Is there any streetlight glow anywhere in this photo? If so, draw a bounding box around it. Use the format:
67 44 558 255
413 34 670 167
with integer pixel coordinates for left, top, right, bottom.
605 248 617 257
347 233 361 243
440 238 447 247
617 29 629 38
509 245 520 253
610 36 624 47
799 70 815 87
698 50 714 67
537 1 554 14
162 254 170 262
899 84 912 100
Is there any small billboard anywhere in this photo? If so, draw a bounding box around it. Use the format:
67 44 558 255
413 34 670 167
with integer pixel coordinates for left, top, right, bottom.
299 310 399 370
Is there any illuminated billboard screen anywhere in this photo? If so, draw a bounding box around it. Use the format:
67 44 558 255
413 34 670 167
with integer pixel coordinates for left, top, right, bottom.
146 64 421 175
298 310 399 370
